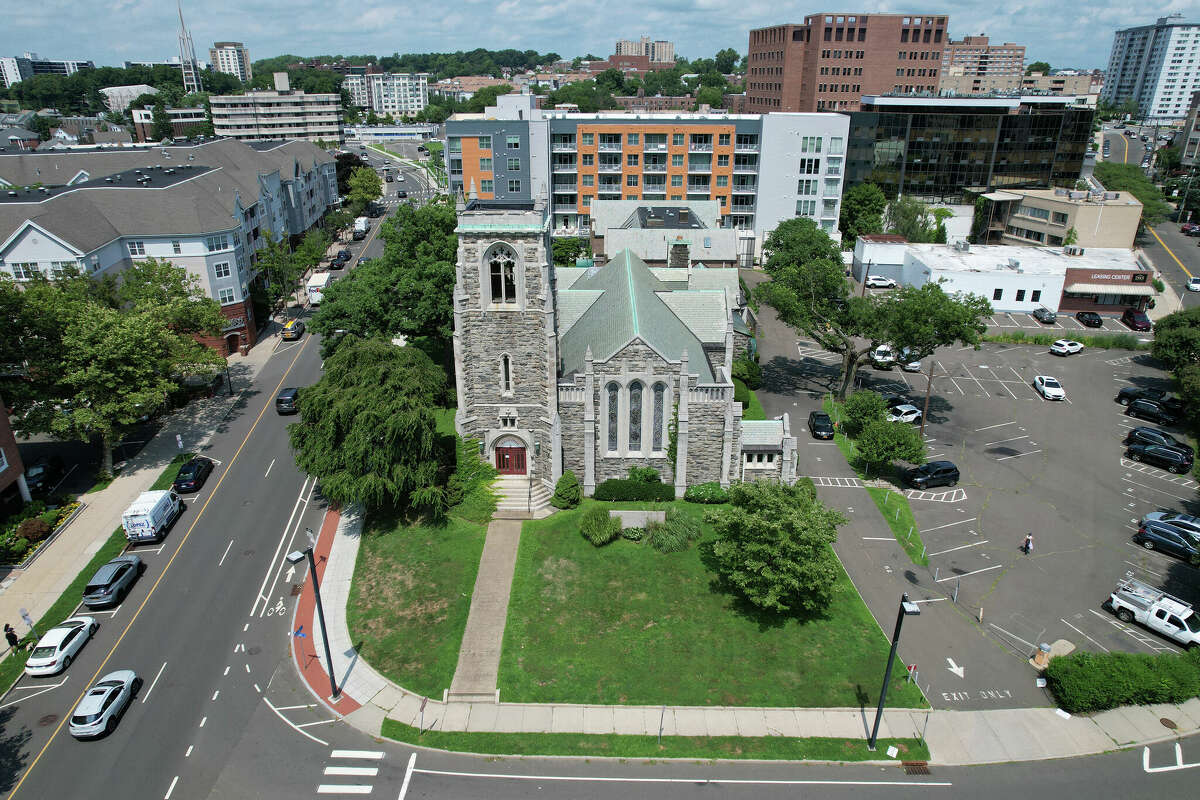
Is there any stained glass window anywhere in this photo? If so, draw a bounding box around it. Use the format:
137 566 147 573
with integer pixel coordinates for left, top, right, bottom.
628 381 643 451
606 382 619 451
652 383 666 450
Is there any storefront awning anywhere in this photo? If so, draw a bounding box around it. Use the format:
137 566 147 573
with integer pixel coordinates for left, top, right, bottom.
1064 282 1155 296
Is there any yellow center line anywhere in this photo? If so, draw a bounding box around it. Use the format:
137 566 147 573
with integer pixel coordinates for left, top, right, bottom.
1123 132 1128 164
1146 226 1195 280
7 337 312 800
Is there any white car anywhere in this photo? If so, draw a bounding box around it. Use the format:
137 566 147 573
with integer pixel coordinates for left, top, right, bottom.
886 404 923 424
1187 277 1200 292
864 275 897 289
1034 375 1066 400
871 345 896 369
898 347 922 372
24 616 98 677
1049 339 1084 356
69 670 140 739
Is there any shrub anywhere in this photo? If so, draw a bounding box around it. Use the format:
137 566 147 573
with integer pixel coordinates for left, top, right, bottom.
580 506 620 546
621 526 645 541
16 518 52 543
551 470 582 509
841 390 886 437
593 479 675 502
1045 650 1200 713
626 466 661 484
1 537 29 563
733 378 750 410
732 357 763 390
1153 278 1166 293
684 481 729 504
444 472 467 507
645 509 703 553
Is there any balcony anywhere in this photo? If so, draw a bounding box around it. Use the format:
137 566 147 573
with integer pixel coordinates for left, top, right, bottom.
733 164 757 173
688 163 712 173
552 182 578 191
643 142 667 152
735 142 760 152
598 163 622 172
552 163 577 173
553 203 577 212
551 141 576 152
552 225 591 238
688 142 714 152
687 183 712 193
598 141 622 152
643 163 667 172
732 183 756 193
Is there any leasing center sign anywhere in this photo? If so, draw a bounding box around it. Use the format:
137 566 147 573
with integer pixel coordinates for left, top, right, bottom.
1086 272 1147 282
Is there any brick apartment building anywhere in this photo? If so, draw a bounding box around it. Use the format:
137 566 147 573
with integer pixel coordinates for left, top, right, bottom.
747 12 949 112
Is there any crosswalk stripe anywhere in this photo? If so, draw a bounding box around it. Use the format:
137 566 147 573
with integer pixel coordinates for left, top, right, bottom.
316 785 373 795
330 750 385 760
324 767 380 777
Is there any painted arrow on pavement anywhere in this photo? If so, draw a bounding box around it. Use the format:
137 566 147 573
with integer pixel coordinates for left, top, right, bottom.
946 658 965 678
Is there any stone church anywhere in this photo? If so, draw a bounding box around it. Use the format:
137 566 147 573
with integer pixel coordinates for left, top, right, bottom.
452 201 798 513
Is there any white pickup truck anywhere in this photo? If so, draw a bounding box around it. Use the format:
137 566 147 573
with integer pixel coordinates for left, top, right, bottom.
1105 575 1200 648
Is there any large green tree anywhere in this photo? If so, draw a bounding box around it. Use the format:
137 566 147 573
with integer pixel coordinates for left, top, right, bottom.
346 166 383 216
117 257 224 334
288 337 448 512
1094 162 1172 225
714 48 740 74
708 480 846 615
1025 61 1051 75
885 196 941 242
855 420 926 476
1151 306 1200 373
255 231 304 315
838 182 887 245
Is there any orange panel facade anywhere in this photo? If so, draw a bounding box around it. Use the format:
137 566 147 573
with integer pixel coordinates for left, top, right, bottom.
459 135 495 200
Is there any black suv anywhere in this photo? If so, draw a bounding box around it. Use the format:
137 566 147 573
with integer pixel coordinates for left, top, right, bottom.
1133 522 1200 560
275 387 299 415
1125 398 1178 426
1126 444 1193 473
904 461 959 489
1075 311 1103 328
1116 387 1183 413
807 411 835 439
1124 426 1194 456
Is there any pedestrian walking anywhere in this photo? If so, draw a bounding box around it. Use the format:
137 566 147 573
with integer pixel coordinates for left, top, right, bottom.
4 624 20 653
1023 533 1034 555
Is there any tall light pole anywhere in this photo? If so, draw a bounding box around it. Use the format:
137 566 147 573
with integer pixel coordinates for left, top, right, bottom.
288 540 340 700
868 593 921 750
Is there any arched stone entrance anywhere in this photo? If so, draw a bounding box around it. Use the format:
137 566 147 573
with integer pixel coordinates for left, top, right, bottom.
493 435 527 475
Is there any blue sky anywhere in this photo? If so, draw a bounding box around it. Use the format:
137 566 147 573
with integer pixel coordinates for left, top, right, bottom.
4 1 1200 72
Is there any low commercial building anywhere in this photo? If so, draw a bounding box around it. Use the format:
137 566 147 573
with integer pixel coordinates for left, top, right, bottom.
132 106 208 142
588 200 743 268
852 239 1154 314
210 73 343 144
974 188 1143 249
345 123 438 143
613 94 696 112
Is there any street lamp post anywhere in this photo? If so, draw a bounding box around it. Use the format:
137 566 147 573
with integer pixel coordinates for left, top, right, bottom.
288 544 340 700
868 593 921 750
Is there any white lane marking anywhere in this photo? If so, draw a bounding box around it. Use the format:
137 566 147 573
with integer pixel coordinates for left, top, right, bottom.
265 697 329 745
142 661 167 704
1059 617 1111 653
985 366 1019 399
274 703 317 711
257 477 318 617
199 716 207 727
254 683 261 693
928 540 988 557
211 690 219 701
935 564 1002 582
399 753 416 800
0 676 68 710
324 766 378 776
997 449 1042 461
1124 557 1165 577
331 750 385 760
411 768 952 788
983 435 1028 446
249 475 313 617
298 718 336 728
1144 743 1200 773
974 420 1017 432
185 745 193 758
920 517 977 533
861 537 893 541
1088 609 1180 654
164 776 179 800
217 538 234 567
264 458 276 478
245 663 250 673
317 786 373 795
223 666 230 676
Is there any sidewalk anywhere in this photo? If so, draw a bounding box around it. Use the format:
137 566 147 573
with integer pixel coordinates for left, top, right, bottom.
294 505 1200 764
0 335 278 656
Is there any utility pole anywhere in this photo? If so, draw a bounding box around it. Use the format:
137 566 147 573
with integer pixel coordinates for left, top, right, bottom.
861 260 872 297
919 358 935 438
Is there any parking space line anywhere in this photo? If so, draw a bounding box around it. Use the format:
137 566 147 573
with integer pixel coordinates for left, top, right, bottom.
974 420 1017 432
1059 617 1111 653
937 361 965 395
935 564 1002 582
1087 609 1179 654
920 517 978 533
1123 555 1166 577
961 365 989 396
997 449 1042 461
984 366 1019 399
929 540 988 557
984 435 1028 446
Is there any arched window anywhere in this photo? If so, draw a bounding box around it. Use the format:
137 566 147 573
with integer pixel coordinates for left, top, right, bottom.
628 381 643 451
501 355 512 393
652 382 666 451
606 382 619 452
488 244 518 304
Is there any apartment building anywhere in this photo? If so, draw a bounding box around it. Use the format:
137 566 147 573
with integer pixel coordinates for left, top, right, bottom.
445 94 848 254
210 42 252 83
131 106 208 141
1181 91 1200 167
430 75 512 103
210 73 343 144
941 36 1023 79
0 138 337 353
615 36 675 64
613 94 696 112
974 188 1143 249
342 73 429 115
747 13 949 113
0 53 94 88
1102 14 1200 121
0 395 30 511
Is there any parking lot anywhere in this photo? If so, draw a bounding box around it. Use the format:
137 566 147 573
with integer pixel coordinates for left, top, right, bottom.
985 310 1146 334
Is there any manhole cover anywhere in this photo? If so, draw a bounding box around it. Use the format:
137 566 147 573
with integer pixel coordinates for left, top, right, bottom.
903 761 930 775
290 584 303 596
37 714 57 727
1160 717 1177 730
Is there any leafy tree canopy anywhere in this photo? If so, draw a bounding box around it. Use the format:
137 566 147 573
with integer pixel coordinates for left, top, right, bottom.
1094 162 1172 225
1151 306 1200 373
1026 61 1051 75
346 166 383 216
839 182 887 245
855 419 926 475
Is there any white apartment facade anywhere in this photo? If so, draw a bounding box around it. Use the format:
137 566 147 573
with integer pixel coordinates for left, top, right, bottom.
343 73 430 115
615 36 675 64
210 73 344 144
1102 14 1200 121
209 42 252 83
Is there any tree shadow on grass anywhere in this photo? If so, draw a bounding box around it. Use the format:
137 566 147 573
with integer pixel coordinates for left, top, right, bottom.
696 539 833 633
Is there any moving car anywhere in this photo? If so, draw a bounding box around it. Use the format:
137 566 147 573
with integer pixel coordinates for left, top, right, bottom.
275 387 300 415
385 174 394 182
886 404 923 424
1132 521 1200 560
1031 307 1057 324
281 320 306 340
904 460 959 489
864 275 896 289
1126 443 1193 473
69 670 141 739
1049 339 1083 356
397 190 408 198
1124 426 1194 456
172 456 214 493
82 555 143 608
1121 308 1152 332
1033 375 1066 400
1142 512 1200 537
1125 398 1178 426
1187 277 1200 292
1075 311 1103 328
807 411 835 439
24 616 98 676
24 455 65 494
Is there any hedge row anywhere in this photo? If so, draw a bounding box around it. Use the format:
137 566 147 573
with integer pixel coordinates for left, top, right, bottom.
981 331 1150 351
593 479 675 502
1045 649 1200 713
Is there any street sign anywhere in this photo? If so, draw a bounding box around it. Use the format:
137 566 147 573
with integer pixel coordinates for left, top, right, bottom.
175 434 184 450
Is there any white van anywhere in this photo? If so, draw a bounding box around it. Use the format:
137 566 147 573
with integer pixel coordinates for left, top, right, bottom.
122 490 182 543
307 272 331 305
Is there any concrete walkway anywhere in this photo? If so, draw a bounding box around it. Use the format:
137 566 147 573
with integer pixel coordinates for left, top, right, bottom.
448 519 522 698
306 507 1200 765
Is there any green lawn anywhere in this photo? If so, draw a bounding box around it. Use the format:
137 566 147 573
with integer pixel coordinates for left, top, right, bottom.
743 388 767 420
381 718 929 761
499 500 927 708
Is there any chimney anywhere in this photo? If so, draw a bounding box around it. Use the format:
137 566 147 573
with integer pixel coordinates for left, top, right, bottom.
678 207 689 223
273 72 290 92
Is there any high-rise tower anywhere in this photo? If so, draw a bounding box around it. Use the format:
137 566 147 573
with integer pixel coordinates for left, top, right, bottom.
177 1 203 94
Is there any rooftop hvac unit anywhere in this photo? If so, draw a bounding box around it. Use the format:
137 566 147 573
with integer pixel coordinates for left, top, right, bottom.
1064 245 1085 256
1104 192 1119 199
954 240 970 252
1008 258 1021 268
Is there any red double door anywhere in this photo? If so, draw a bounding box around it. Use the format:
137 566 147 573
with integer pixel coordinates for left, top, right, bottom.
495 446 526 475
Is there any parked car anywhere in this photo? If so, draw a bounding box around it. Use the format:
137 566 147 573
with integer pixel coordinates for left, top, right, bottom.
1033 375 1066 400
1049 339 1083 356
1124 426 1194 456
886 404 923 424
24 616 98 677
864 275 897 289
1125 398 1178 426
897 347 922 372
281 320 306 341
1142 512 1200 538
870 345 896 369
1116 386 1183 413
807 411 835 439
1031 307 1057 324
275 387 300 415
1126 443 1193 473
1182 222 1200 234
1075 311 1103 328
904 460 959 489
1132 521 1200 560
1121 308 1153 332
884 396 910 411
24 455 65 494
1187 276 1200 292
172 456 214 493
82 555 143 608
69 670 141 739
334 249 352 264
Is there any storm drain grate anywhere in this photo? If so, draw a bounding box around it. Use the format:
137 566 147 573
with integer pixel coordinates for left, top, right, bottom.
1160 717 1178 730
903 761 931 775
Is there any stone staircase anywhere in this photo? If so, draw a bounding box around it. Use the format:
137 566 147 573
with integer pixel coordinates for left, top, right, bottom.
493 475 554 519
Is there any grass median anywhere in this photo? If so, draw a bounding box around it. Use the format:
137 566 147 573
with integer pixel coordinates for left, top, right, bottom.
381 717 930 761
981 331 1150 350
0 452 194 695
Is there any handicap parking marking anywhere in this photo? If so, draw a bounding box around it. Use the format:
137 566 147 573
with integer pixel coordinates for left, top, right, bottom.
1120 475 1193 503
1106 355 1134 366
1120 458 1199 489
906 488 968 503
1087 608 1180 654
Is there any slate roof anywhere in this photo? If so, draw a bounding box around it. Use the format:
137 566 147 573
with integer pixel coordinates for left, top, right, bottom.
740 419 784 450
656 290 728 344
